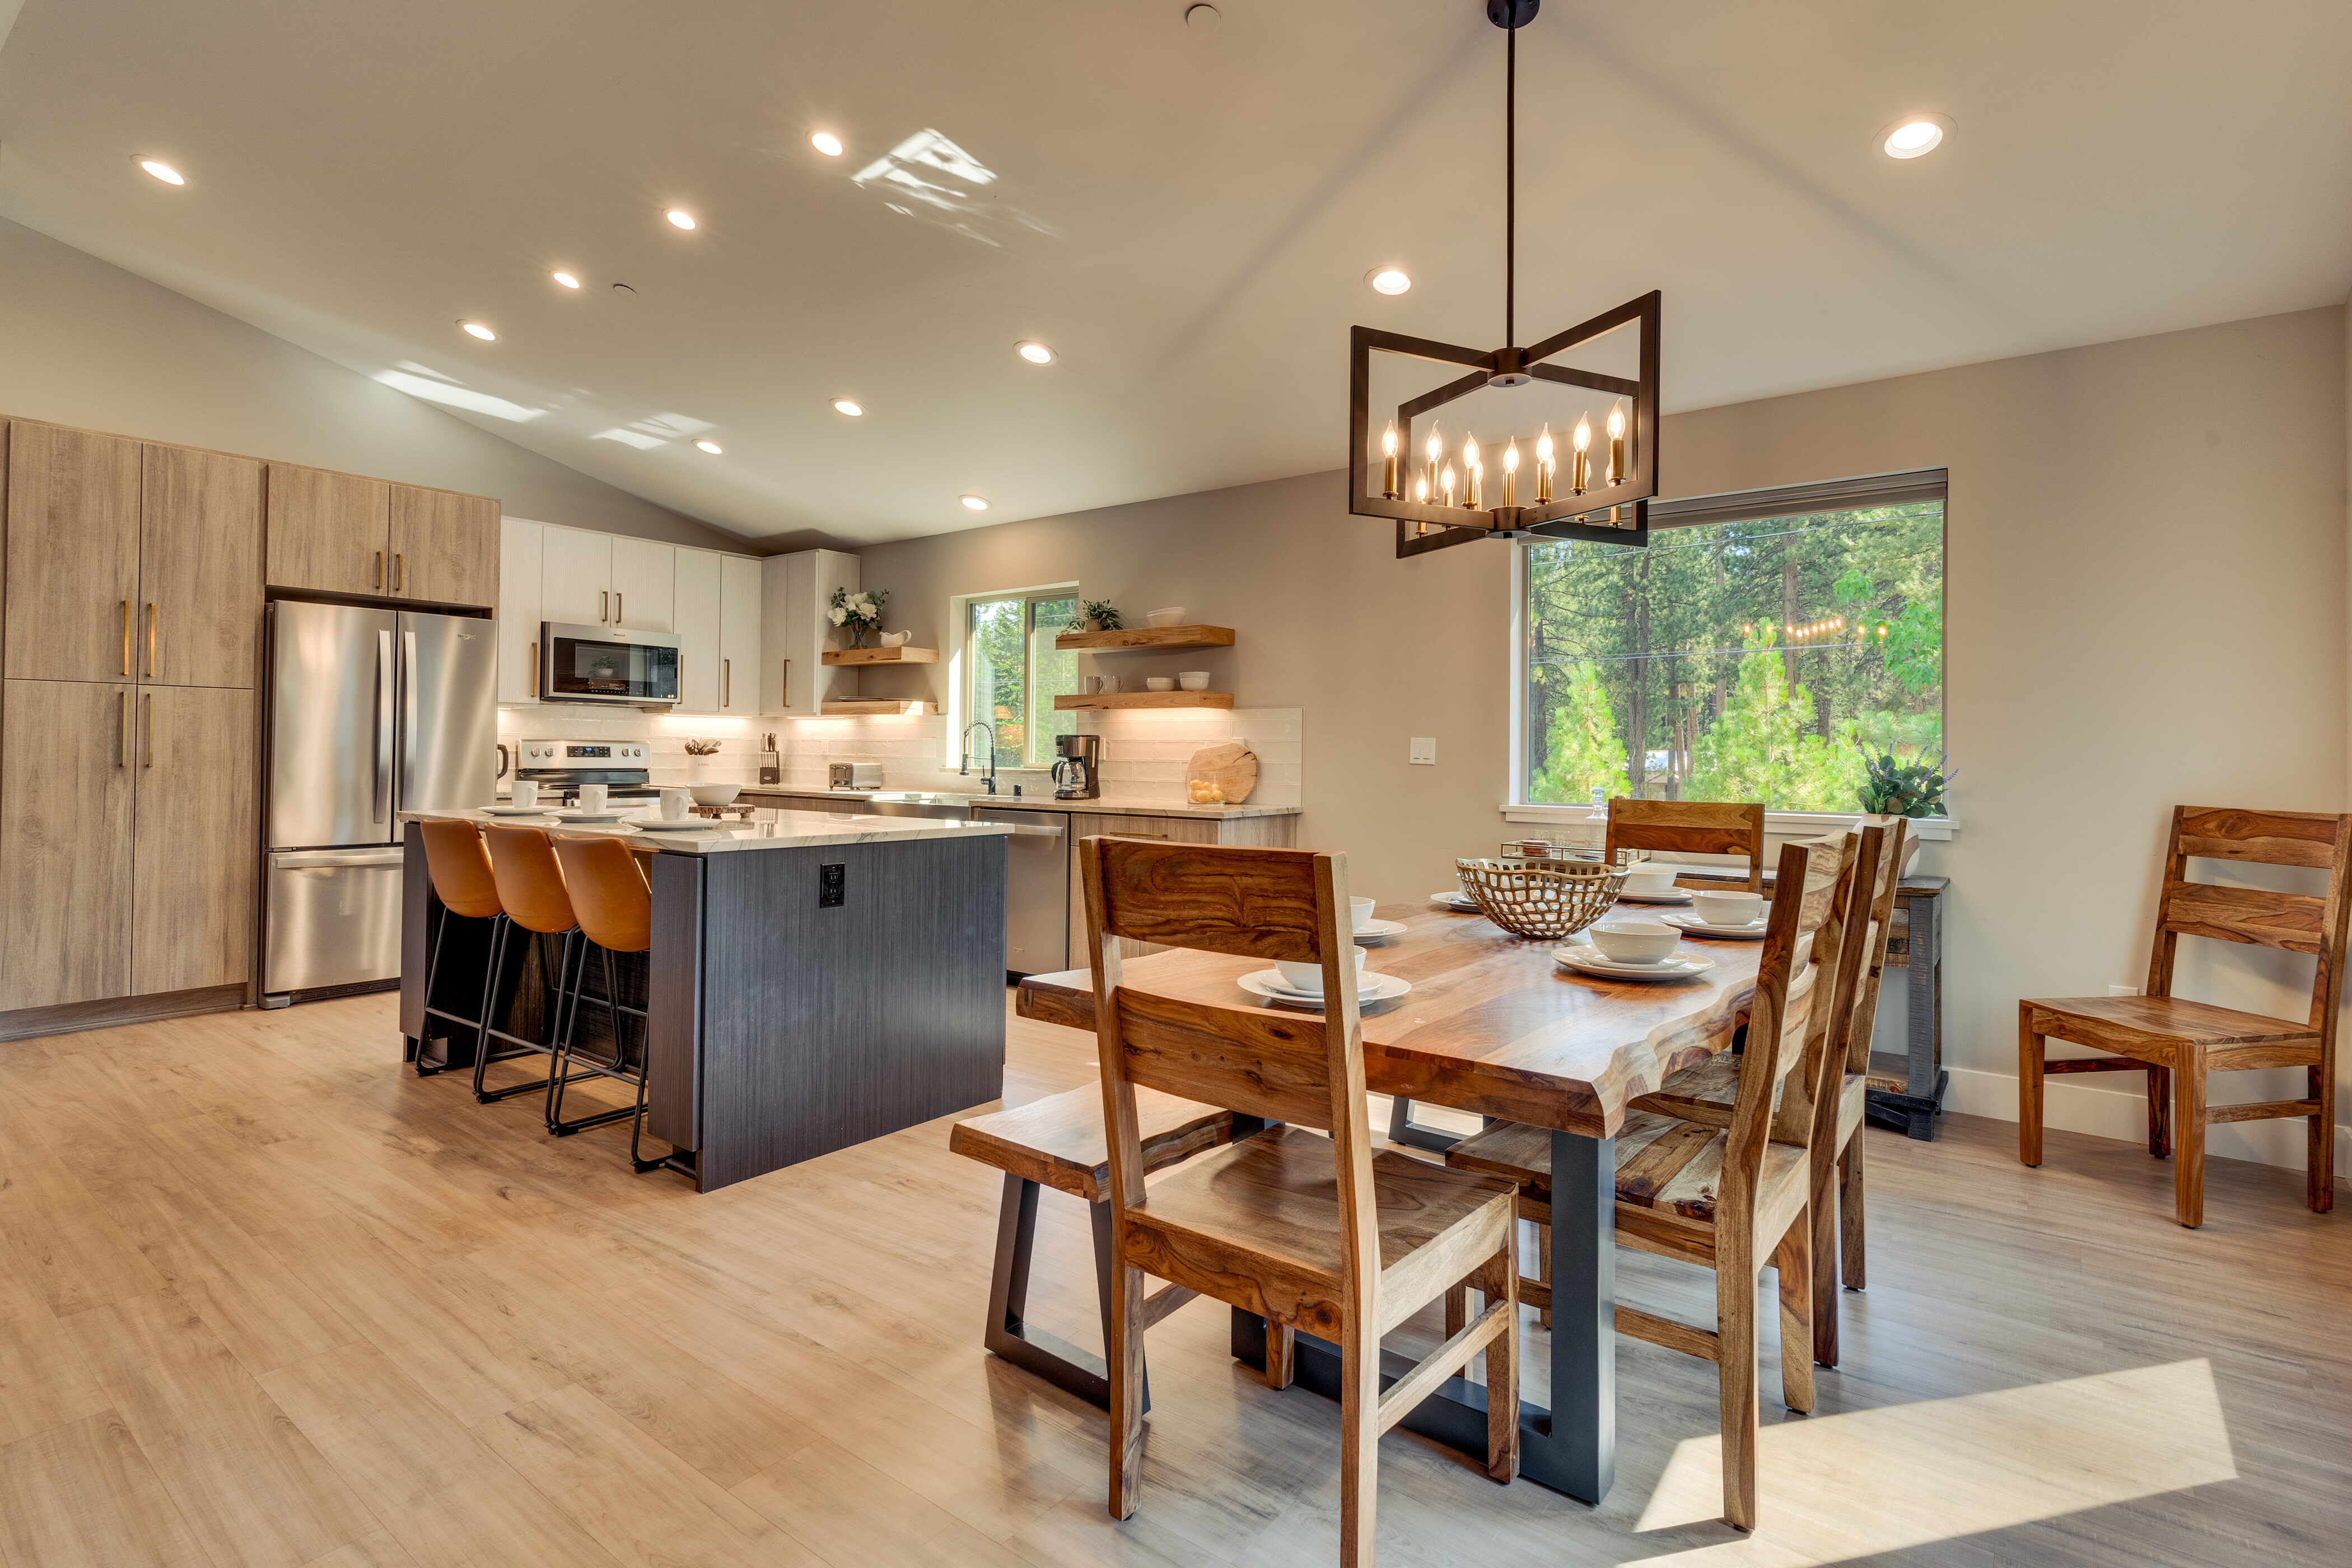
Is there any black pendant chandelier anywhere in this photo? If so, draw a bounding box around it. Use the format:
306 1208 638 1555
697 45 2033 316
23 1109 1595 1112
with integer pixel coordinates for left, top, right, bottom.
1350 0 1660 558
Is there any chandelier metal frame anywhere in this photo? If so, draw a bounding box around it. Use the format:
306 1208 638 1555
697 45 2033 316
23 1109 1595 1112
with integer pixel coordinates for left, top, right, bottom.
1349 0 1661 559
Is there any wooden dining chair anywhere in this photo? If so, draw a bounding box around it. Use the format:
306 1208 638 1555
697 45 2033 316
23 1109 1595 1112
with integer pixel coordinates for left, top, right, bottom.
2020 806 2351 1227
1608 797 1768 890
1636 821 1909 1366
1446 837 1849 1531
1080 835 1520 1564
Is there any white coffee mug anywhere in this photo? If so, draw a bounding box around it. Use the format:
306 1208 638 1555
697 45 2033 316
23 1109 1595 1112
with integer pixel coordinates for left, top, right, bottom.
510 781 539 808
659 787 690 821
576 783 608 814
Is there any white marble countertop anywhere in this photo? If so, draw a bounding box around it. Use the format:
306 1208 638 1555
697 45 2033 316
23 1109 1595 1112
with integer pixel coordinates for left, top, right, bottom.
401 805 1016 855
741 788 1301 821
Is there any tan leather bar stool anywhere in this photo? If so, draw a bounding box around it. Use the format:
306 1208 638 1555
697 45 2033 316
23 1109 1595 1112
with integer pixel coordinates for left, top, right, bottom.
415 819 503 1077
474 824 589 1108
547 835 675 1172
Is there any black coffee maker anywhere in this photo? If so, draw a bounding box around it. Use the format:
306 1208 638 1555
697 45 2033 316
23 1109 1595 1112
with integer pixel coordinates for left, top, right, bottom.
1052 734 1101 800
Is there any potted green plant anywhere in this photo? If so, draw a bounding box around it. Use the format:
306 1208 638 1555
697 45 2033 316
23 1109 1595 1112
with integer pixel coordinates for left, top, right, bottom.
1066 600 1123 633
828 587 889 648
1854 745 1956 818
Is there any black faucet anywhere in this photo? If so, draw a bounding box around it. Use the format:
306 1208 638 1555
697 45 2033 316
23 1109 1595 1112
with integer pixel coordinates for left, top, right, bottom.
959 721 997 794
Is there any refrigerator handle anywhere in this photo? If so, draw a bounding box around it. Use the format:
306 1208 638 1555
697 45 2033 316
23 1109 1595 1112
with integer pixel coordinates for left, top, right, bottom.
402 628 419 810
374 628 393 823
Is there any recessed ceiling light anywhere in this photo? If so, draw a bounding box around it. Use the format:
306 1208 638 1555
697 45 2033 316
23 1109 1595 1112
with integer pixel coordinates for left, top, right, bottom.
1876 113 1953 161
832 398 864 417
551 270 580 289
136 157 184 185
459 320 496 341
959 494 990 511
810 131 844 157
1015 341 1054 365
1368 266 1412 296
665 208 697 230
694 439 723 455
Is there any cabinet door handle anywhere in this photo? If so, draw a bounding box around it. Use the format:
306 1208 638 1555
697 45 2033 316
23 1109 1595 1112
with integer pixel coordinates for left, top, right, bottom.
120 600 131 675
615 592 623 625
144 692 154 768
724 658 731 708
146 603 157 678
782 659 790 709
118 690 128 766
376 550 384 591
600 589 609 622
529 640 538 693
395 553 404 593
1109 830 1170 839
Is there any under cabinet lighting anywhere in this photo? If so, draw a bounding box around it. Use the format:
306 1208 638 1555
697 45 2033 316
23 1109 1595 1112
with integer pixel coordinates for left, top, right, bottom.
460 320 496 341
811 132 844 157
137 158 185 185
959 494 990 511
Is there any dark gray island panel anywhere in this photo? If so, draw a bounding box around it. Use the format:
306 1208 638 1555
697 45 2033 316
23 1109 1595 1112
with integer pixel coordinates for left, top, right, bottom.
659 833 1006 1192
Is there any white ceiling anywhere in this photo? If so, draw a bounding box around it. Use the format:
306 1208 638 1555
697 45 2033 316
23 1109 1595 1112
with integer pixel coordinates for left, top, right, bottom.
2 1 2349 545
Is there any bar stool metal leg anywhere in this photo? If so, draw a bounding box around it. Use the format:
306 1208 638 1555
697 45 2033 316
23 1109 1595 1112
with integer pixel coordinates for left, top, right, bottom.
547 943 642 1137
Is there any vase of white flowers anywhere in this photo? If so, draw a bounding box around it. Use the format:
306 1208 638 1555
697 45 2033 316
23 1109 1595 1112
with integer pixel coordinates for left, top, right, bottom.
828 587 889 648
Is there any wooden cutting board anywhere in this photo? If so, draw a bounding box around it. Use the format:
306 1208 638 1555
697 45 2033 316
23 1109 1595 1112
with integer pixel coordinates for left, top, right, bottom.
1186 743 1257 804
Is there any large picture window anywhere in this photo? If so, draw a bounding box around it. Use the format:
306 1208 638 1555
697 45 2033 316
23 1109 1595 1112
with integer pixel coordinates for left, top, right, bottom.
965 590 1080 770
1520 483 1944 813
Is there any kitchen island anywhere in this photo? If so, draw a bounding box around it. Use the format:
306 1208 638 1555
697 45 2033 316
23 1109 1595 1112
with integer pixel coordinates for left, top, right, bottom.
396 805 1012 1192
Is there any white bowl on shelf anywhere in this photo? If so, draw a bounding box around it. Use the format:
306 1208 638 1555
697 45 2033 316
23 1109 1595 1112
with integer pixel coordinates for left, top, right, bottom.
1145 677 1176 691
689 782 741 807
1145 607 1186 627
1178 671 1210 690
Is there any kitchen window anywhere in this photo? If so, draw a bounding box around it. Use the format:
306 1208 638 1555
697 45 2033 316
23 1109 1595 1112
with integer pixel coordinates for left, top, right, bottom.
965 590 1080 770
1518 472 1945 813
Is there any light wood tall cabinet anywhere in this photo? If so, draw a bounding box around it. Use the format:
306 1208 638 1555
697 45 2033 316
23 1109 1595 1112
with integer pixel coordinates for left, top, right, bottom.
143 444 265 688
5 421 143 683
0 680 137 1008
389 486 499 606
130 686 259 997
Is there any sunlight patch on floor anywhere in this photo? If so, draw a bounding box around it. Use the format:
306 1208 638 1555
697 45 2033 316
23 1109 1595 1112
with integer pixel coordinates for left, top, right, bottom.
1628 1359 2236 1561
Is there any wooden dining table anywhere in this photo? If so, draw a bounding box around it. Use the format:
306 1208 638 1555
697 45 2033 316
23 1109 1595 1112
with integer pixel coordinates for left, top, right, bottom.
1013 897 1772 1506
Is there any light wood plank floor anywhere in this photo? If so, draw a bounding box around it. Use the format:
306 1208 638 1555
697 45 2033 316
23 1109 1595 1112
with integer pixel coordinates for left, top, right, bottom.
1 992 2346 1567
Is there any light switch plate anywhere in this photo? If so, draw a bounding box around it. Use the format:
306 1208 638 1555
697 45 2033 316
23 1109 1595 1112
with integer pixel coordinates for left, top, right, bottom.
1409 736 1436 766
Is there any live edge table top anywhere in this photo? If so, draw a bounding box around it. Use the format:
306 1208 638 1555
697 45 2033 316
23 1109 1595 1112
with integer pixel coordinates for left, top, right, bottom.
1014 900 1768 1138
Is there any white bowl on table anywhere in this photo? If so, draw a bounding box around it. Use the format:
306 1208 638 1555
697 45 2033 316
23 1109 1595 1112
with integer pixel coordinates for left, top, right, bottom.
1618 862 1679 897
689 782 741 807
1273 949 1367 995
1145 607 1186 627
1589 920 1680 965
1692 890 1763 927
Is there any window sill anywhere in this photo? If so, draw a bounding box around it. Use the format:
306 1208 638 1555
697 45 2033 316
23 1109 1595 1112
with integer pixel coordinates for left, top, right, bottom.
1498 802 1957 842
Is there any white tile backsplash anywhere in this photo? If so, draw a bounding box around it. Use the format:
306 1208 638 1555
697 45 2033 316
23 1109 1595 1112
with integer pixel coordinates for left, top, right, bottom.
497 704 767 787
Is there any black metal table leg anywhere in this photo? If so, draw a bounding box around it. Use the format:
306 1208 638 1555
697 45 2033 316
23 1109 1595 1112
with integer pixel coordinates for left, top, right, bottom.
980 1173 1148 1413
1229 1126 1618 1505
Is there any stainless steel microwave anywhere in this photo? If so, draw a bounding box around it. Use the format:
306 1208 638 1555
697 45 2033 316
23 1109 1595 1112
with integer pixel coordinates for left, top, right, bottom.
539 622 680 707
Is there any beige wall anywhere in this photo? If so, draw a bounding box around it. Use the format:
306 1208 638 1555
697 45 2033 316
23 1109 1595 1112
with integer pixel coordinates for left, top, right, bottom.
860 304 2350 1177
0 216 736 549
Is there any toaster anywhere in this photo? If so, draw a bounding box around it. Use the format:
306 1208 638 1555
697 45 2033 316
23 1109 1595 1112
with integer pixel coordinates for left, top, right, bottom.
829 763 883 790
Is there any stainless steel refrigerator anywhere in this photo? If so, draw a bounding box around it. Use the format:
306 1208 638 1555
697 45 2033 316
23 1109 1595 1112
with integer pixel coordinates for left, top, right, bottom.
262 601 496 1000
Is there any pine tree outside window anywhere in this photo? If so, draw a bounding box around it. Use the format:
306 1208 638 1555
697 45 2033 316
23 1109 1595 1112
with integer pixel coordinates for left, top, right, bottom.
965 591 1081 770
1519 474 1945 814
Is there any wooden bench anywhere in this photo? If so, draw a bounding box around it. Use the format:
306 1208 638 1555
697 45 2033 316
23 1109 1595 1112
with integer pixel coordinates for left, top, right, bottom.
949 1085 1240 1410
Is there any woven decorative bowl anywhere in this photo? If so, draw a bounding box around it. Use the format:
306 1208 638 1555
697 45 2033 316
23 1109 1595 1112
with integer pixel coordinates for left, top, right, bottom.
1455 857 1629 940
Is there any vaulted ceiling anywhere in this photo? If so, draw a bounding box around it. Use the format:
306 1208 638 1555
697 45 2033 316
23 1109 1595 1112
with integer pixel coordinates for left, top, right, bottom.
3 1 2348 545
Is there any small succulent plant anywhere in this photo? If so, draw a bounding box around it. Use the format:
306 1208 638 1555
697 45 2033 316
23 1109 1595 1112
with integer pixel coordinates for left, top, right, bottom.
1855 745 1954 818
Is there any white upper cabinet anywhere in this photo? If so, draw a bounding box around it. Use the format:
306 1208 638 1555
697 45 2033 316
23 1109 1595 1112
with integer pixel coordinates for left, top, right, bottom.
762 548 860 717
673 548 723 712
720 555 762 715
541 525 613 626
497 517 544 704
610 536 674 632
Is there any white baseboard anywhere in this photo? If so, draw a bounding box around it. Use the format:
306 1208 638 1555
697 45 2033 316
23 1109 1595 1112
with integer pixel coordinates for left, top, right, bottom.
1945 1066 2351 1189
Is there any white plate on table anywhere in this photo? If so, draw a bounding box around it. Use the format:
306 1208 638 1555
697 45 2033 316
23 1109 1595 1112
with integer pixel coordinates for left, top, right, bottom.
1613 888 1694 906
1238 970 1412 1007
1661 912 1771 940
482 805 555 816
1352 918 1410 941
554 811 627 823
628 818 730 833
1553 948 1715 982
1429 890 1481 912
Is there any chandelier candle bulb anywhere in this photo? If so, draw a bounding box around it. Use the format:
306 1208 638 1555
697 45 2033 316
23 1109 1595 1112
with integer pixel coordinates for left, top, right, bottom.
1381 422 1399 499
1607 400 1627 488
1441 463 1457 508
1425 425 1443 500
1463 435 1482 510
1501 440 1519 508
1534 424 1554 503
1571 414 1592 494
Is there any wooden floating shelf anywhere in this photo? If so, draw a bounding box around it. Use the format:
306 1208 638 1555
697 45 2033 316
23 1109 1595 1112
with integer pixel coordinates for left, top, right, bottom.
819 699 939 716
1054 624 1235 652
822 646 939 665
1053 692 1234 711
